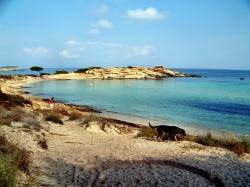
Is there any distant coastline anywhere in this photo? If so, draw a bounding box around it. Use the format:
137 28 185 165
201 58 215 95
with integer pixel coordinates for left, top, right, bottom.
0 66 21 71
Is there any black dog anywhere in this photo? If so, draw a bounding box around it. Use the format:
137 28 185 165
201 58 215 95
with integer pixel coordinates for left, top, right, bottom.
149 123 186 142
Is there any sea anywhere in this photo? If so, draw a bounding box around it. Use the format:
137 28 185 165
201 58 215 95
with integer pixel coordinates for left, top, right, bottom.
1 68 250 137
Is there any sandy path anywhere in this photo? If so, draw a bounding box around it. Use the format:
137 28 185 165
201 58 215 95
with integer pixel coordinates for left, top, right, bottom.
28 121 250 187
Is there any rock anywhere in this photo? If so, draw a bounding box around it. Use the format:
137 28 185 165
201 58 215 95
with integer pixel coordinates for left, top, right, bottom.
162 69 176 77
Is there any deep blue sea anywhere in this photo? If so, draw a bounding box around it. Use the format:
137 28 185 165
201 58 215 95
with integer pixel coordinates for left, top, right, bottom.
2 68 249 136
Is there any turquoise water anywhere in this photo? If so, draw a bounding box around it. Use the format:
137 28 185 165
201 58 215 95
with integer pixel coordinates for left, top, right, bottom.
23 69 250 136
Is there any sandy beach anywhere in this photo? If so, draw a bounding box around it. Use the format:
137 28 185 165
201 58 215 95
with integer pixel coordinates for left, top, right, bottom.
1 75 250 187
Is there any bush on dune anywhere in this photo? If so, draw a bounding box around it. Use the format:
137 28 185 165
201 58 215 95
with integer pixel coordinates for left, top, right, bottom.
74 66 102 73
54 70 69 75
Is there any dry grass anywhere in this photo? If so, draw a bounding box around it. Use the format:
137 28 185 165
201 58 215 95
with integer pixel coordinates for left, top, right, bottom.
137 125 157 138
38 139 48 149
0 133 31 187
0 106 11 126
82 114 101 124
0 89 32 109
10 107 25 122
137 126 250 156
69 110 83 121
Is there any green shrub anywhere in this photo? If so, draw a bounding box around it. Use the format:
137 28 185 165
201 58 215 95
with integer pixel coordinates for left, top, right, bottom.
41 73 50 76
54 70 69 75
46 114 63 125
69 110 83 121
74 66 102 73
74 68 89 73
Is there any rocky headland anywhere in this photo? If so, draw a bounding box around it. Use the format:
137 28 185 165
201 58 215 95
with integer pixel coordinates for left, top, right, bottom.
48 66 201 80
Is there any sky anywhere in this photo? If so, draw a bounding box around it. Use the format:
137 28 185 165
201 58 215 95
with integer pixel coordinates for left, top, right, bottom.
0 0 250 70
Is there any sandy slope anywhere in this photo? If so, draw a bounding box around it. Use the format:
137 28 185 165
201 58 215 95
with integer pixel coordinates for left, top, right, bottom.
1 76 250 187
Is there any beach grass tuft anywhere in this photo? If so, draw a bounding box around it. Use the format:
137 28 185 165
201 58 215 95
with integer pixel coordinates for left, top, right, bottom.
82 114 101 124
10 107 25 121
137 125 157 138
0 133 31 187
137 126 250 156
69 110 83 121
46 114 63 125
0 106 11 126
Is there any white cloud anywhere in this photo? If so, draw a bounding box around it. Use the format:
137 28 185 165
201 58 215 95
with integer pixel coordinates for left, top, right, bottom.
59 50 79 59
128 45 155 57
88 28 100 35
67 40 80 46
126 7 165 20
23 47 48 56
62 40 155 59
95 4 109 14
92 20 113 28
97 20 113 28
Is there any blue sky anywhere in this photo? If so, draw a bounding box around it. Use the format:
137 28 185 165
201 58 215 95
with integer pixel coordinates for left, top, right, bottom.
0 0 250 69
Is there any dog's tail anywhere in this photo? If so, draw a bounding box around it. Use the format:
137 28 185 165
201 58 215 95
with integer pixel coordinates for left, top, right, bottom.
149 123 156 129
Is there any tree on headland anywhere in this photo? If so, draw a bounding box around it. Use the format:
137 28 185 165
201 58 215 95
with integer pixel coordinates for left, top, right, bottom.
30 66 43 76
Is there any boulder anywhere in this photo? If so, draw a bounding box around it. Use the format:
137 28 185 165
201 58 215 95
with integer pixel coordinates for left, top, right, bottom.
162 69 176 77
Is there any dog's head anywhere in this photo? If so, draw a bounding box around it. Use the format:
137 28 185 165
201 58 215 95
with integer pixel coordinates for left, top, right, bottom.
179 129 186 136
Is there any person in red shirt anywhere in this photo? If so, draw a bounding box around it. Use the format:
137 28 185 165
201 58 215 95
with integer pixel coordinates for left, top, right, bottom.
49 97 54 109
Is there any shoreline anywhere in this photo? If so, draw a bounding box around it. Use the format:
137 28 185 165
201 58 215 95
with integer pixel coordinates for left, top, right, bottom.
1 75 250 186
8 75 248 139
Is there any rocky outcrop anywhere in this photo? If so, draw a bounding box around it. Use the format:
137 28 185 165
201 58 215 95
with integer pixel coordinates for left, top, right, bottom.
83 66 201 80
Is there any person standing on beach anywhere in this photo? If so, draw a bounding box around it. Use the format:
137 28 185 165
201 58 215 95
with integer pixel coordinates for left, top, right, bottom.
49 97 54 109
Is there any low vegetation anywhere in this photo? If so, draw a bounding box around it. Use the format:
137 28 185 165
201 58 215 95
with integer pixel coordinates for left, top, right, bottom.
46 114 63 125
0 89 32 109
82 114 101 124
0 133 31 187
54 70 69 75
137 126 250 156
0 74 14 79
69 110 83 121
74 66 102 73
0 106 11 126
